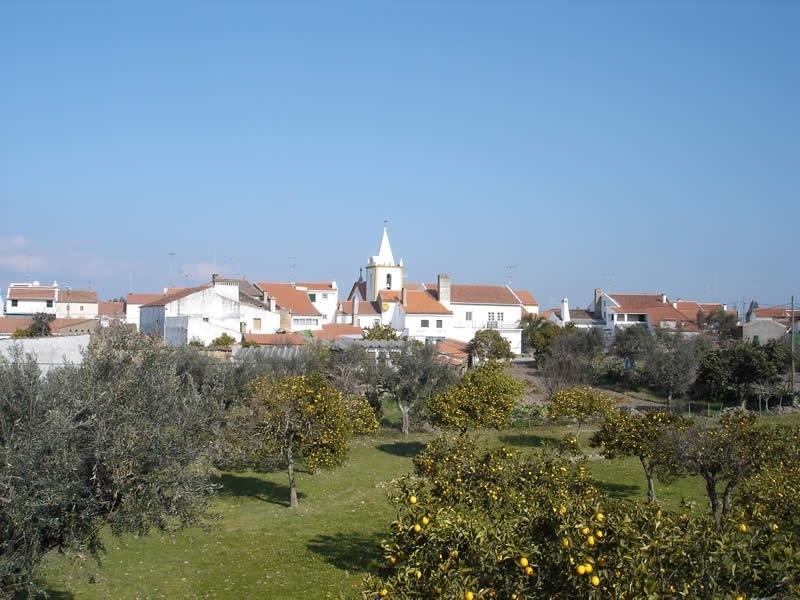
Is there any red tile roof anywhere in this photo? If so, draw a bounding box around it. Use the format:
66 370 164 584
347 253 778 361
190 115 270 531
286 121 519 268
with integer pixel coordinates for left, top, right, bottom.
754 307 791 319
58 289 98 303
607 293 665 309
126 292 163 305
312 323 364 341
404 290 451 315
295 281 336 290
7 286 56 301
257 282 321 316
0 317 97 336
338 300 380 316
98 301 125 317
643 305 700 332
243 332 306 346
347 280 367 300
142 284 212 307
426 283 521 305
514 290 539 306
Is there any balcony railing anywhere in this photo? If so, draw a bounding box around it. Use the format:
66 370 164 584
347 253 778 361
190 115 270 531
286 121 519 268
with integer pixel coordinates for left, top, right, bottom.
452 321 521 330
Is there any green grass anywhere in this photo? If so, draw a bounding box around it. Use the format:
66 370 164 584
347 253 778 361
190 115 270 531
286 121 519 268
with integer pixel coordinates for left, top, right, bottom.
37 416 799 598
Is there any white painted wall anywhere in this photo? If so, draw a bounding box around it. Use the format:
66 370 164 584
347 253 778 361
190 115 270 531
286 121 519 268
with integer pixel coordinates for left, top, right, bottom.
0 334 90 374
5 298 56 316
126 303 143 330
55 301 99 319
299 286 339 324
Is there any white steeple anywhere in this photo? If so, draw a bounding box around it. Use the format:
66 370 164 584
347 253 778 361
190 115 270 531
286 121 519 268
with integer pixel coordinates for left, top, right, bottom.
371 225 396 266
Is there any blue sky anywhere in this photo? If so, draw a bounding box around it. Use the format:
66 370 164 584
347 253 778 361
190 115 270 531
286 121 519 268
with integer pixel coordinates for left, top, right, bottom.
1 1 798 310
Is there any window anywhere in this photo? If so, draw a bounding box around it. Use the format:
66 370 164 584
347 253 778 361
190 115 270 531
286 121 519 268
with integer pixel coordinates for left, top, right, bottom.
421 319 430 328
322 293 329 299
46 300 53 308
11 299 18 307
240 322 246 333
294 318 319 327
465 311 472 321
488 311 495 321
203 317 209 322
497 312 504 322
253 318 261 330
79 305 84 311
436 319 443 328
373 319 380 326
309 293 317 302
386 273 392 289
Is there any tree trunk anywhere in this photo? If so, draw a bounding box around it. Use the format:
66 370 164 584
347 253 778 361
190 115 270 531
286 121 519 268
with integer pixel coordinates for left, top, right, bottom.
722 479 737 517
705 476 720 525
287 443 298 509
641 458 656 503
399 402 410 435
739 385 746 409
667 393 673 412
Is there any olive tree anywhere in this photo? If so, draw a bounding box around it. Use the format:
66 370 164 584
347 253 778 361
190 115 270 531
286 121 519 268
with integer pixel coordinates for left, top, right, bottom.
466 329 513 364
0 326 221 595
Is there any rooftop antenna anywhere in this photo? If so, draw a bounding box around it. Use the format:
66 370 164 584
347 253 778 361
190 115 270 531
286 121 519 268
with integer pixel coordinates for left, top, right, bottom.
289 256 296 284
168 252 176 287
504 264 517 286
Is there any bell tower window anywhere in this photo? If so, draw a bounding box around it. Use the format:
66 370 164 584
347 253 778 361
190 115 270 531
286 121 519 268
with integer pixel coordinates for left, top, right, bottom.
386 273 392 289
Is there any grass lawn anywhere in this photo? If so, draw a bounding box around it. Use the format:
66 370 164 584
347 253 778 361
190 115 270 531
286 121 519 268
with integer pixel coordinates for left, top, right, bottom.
38 416 799 599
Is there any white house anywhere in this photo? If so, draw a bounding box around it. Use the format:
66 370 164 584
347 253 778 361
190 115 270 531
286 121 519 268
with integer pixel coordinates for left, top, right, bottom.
55 289 98 319
389 287 454 343
5 282 58 316
140 277 280 346
546 298 606 329
336 297 384 329
125 292 163 330
294 281 338 324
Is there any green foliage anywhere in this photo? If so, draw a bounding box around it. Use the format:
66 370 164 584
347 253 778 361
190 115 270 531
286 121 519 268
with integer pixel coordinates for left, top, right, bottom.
11 312 55 338
519 313 559 355
697 308 739 339
641 333 705 408
696 341 788 408
362 434 800 599
188 337 206 348
465 329 514 362
427 361 524 432
547 386 615 433
537 329 605 397
591 410 692 501
344 394 380 435
235 373 357 507
210 333 236 348
0 326 221 595
612 324 655 364
363 324 398 340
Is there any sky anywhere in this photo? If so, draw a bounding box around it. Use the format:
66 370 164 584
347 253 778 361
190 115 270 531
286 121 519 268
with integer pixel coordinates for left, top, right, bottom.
1 1 798 311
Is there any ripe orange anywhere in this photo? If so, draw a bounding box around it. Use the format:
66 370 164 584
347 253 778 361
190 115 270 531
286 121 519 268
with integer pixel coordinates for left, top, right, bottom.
519 557 529 568
576 565 586 576
584 564 593 574
561 538 570 548
595 512 605 523
586 535 596 546
409 495 417 505
379 588 388 597
413 524 422 533
421 516 430 526
738 523 748 533
465 592 474 600
580 527 591 536
591 575 600 587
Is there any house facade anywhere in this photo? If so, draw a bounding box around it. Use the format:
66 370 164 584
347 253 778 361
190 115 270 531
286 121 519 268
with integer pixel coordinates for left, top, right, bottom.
256 282 324 332
294 281 338 323
125 292 163 330
5 282 58 316
140 277 280 346
55 289 99 319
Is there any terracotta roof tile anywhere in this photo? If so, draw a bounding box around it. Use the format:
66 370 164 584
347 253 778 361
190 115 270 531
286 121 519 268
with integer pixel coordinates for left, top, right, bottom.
425 283 521 305
7 287 57 301
98 301 125 317
313 323 364 341
0 317 97 335
338 300 380 316
126 292 163 305
514 290 539 306
754 307 791 319
295 281 336 290
58 289 98 303
142 284 212 307
257 282 321 316
404 290 451 315
243 332 306 346
607 293 665 309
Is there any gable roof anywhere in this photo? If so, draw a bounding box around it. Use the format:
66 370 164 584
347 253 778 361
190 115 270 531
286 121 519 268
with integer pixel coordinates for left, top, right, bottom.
425 283 521 305
141 284 212 307
313 323 364 341
404 290 451 315
754 307 792 319
295 281 336 291
98 301 125 317
514 290 539 306
213 277 264 299
58 289 98 304
243 332 307 346
256 282 321 316
607 293 665 309
347 279 367 301
126 292 163 305
7 286 57 301
338 300 380 316
643 304 700 332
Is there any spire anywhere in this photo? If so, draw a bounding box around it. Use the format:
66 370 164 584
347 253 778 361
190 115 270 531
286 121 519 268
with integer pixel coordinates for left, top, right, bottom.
372 224 395 265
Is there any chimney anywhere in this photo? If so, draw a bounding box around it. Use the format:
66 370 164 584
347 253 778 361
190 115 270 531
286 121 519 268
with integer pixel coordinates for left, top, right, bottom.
593 288 603 317
561 298 571 324
211 273 219 284
268 296 277 312
352 297 359 325
661 293 668 304
437 273 451 308
401 287 408 307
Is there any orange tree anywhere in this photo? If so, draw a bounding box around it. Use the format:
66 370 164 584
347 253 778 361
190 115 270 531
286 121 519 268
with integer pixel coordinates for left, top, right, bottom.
427 361 524 433
241 374 373 508
590 410 692 502
547 386 615 440
359 434 800 599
